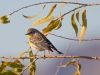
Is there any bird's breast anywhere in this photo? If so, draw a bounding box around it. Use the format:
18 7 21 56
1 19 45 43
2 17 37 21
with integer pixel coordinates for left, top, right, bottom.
29 41 44 51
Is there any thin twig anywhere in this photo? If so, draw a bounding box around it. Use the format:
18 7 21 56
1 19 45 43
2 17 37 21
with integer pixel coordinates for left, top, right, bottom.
55 43 71 75
50 33 100 41
19 58 38 75
0 55 100 60
9 1 100 15
59 5 83 19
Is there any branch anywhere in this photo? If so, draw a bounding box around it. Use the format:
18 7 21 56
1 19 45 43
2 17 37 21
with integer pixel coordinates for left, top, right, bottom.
50 33 100 41
0 55 100 60
9 1 100 15
55 43 71 75
19 58 38 75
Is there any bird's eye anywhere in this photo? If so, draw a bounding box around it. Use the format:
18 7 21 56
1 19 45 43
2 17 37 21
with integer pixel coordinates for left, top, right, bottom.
30 32 32 34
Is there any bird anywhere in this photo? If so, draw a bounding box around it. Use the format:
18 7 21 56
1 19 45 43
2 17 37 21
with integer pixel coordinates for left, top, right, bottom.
25 28 63 56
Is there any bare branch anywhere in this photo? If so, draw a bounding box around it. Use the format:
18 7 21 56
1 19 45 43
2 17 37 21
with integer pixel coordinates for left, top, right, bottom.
50 33 100 41
0 55 100 60
19 58 38 75
9 1 100 15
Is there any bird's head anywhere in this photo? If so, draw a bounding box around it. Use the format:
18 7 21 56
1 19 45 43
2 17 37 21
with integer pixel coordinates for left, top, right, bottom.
25 28 38 35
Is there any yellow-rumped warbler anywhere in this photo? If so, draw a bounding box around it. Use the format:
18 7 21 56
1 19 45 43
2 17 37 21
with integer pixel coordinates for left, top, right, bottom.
25 28 63 55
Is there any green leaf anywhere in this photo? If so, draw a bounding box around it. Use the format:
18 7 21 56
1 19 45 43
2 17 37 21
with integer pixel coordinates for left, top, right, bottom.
0 61 7 73
7 60 24 69
55 20 62 30
82 9 87 26
32 16 54 28
79 9 87 43
45 4 57 18
76 10 80 22
23 5 46 19
42 19 61 35
71 13 78 36
0 71 18 75
0 15 10 24
29 50 36 75
14 68 22 73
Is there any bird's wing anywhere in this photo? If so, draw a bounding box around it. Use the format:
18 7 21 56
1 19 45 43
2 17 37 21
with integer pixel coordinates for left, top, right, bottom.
29 32 53 52
38 32 63 54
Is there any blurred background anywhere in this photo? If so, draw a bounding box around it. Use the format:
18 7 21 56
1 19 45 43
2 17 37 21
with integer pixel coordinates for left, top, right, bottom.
0 0 100 75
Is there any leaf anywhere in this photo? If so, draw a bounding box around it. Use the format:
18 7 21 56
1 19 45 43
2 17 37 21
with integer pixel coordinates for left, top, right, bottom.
71 13 78 36
17 51 29 60
0 15 10 24
79 9 87 43
13 60 23 75
76 10 80 22
76 64 81 70
58 59 76 68
32 16 54 28
74 71 81 75
42 19 61 35
0 71 18 75
60 0 67 15
0 61 7 73
23 5 46 19
65 59 76 66
45 4 57 18
29 50 36 75
6 60 24 69
60 0 67 9
71 59 76 63
14 68 22 73
55 21 62 30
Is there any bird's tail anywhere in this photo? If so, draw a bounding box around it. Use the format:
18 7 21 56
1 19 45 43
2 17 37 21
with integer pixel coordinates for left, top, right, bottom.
51 48 63 54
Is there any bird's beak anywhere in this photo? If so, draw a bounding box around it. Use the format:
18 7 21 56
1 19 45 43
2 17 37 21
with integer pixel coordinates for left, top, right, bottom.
25 32 31 35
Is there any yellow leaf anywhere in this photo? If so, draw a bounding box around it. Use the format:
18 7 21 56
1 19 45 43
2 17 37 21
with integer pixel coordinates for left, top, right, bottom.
32 16 54 28
60 0 67 9
74 70 81 75
45 4 57 18
42 19 61 35
22 5 46 19
76 64 81 70
60 0 67 16
79 9 87 43
58 59 76 68
79 26 86 43
71 13 78 36
16 51 29 60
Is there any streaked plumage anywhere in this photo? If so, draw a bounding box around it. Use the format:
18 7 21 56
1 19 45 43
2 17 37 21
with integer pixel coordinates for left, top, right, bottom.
25 28 63 54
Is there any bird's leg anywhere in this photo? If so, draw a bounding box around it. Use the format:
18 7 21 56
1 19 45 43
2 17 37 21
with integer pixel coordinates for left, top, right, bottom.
47 50 50 57
44 50 46 59
35 51 38 59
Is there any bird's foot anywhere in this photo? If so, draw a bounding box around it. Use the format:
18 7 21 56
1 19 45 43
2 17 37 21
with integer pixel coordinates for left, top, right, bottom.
43 55 46 60
34 54 37 59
